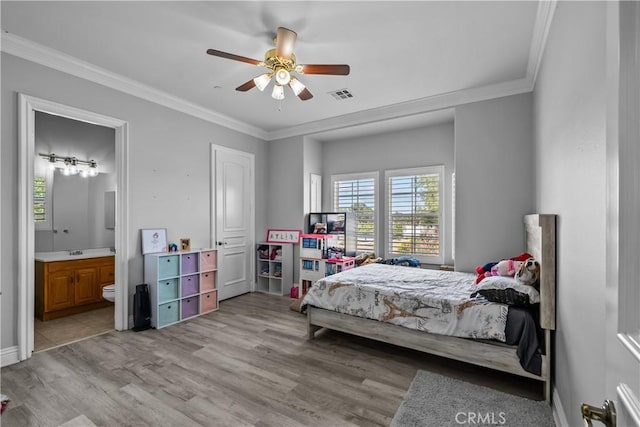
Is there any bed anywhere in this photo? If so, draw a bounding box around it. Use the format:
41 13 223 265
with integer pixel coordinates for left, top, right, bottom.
303 214 556 402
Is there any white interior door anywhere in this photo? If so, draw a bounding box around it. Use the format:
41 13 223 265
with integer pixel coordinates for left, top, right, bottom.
595 3 640 426
212 145 254 301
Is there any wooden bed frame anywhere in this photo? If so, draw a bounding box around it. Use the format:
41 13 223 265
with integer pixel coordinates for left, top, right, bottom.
307 214 556 402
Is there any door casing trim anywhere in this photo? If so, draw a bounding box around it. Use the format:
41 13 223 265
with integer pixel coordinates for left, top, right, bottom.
17 94 129 361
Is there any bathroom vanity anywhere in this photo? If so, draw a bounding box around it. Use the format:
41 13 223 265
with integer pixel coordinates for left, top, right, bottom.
35 249 115 320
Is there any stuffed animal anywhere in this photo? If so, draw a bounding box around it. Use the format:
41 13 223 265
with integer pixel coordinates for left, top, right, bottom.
487 259 523 278
515 257 540 286
475 262 497 284
474 252 534 284
270 247 282 260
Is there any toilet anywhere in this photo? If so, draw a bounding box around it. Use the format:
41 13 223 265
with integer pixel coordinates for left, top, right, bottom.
102 284 115 302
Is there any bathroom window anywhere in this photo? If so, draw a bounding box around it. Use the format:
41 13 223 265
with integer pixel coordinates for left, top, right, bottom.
34 169 52 230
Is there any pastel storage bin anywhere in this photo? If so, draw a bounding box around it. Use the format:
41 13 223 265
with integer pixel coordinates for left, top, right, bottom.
200 271 215 291
158 255 180 279
181 253 199 275
200 250 217 270
201 291 218 312
181 274 199 297
181 296 199 319
158 302 179 327
158 278 179 302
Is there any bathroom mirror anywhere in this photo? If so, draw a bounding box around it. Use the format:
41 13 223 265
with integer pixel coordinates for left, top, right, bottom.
34 111 116 252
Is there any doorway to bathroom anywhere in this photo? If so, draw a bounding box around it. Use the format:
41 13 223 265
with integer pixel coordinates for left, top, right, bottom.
33 111 117 351
17 94 129 361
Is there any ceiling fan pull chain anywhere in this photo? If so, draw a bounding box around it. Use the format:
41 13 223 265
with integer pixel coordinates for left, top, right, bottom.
278 100 283 112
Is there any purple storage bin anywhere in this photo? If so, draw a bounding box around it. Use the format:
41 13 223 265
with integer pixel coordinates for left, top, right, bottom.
181 274 199 297
181 296 199 319
181 253 198 275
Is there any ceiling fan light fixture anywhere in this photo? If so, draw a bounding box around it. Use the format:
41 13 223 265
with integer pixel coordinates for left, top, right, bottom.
274 68 291 86
271 84 285 100
289 77 306 96
253 73 272 91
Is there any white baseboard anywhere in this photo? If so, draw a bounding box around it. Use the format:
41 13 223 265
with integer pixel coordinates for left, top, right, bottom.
1 346 20 367
553 387 569 427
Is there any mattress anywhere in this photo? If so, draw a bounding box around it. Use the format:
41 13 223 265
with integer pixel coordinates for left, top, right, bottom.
301 263 509 341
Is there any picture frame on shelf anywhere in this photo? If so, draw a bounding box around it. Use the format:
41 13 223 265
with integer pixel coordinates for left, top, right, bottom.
266 229 301 244
141 228 168 254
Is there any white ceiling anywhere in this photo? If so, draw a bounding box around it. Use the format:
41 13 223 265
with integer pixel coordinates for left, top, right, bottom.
1 1 552 141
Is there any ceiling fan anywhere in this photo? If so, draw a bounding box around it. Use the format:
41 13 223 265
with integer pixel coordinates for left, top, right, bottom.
207 27 350 101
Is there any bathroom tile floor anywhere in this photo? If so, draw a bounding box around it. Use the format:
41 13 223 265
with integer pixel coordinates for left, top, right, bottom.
34 305 114 352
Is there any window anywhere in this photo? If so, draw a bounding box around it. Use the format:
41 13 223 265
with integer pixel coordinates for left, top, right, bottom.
385 166 444 264
33 167 53 231
331 172 377 254
33 176 47 223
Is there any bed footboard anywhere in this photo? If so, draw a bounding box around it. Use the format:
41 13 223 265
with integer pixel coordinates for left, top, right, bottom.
307 306 551 401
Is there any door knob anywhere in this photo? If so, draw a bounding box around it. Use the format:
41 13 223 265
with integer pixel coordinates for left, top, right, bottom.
582 400 616 427
217 241 224 246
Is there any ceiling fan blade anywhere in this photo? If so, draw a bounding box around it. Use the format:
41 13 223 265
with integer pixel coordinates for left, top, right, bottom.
299 64 350 75
275 27 297 59
206 49 262 66
235 79 257 92
297 88 313 101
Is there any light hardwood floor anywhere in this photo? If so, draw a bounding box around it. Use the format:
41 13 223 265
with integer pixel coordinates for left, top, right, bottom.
1 293 542 426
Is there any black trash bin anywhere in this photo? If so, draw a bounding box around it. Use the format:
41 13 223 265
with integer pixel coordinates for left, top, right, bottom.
132 283 151 331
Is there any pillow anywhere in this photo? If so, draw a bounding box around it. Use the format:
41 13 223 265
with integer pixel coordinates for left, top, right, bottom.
471 276 540 305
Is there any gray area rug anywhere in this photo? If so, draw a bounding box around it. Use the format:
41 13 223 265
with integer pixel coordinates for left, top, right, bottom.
391 370 554 427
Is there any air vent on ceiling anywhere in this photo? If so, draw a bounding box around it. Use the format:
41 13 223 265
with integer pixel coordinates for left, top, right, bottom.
328 89 354 100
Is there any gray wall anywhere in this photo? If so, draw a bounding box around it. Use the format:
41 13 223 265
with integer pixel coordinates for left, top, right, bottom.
321 122 455 266
264 135 308 285
454 93 534 272
266 136 305 233
1 53 267 350
533 2 606 423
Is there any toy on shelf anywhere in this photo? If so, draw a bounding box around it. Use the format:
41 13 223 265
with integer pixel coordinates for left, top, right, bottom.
270 247 282 260
257 245 269 259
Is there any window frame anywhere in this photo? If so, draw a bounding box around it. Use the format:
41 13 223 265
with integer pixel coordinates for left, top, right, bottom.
384 165 445 265
33 164 53 231
331 171 379 255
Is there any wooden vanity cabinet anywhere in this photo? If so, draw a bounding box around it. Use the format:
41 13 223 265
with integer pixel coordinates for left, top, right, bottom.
36 256 114 320
46 269 75 311
74 267 100 305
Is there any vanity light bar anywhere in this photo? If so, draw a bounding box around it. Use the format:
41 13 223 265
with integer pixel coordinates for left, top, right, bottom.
39 153 98 177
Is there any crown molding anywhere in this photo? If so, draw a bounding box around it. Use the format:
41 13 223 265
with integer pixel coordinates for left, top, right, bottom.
266 77 533 141
526 0 558 89
1 33 269 140
2 0 556 143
